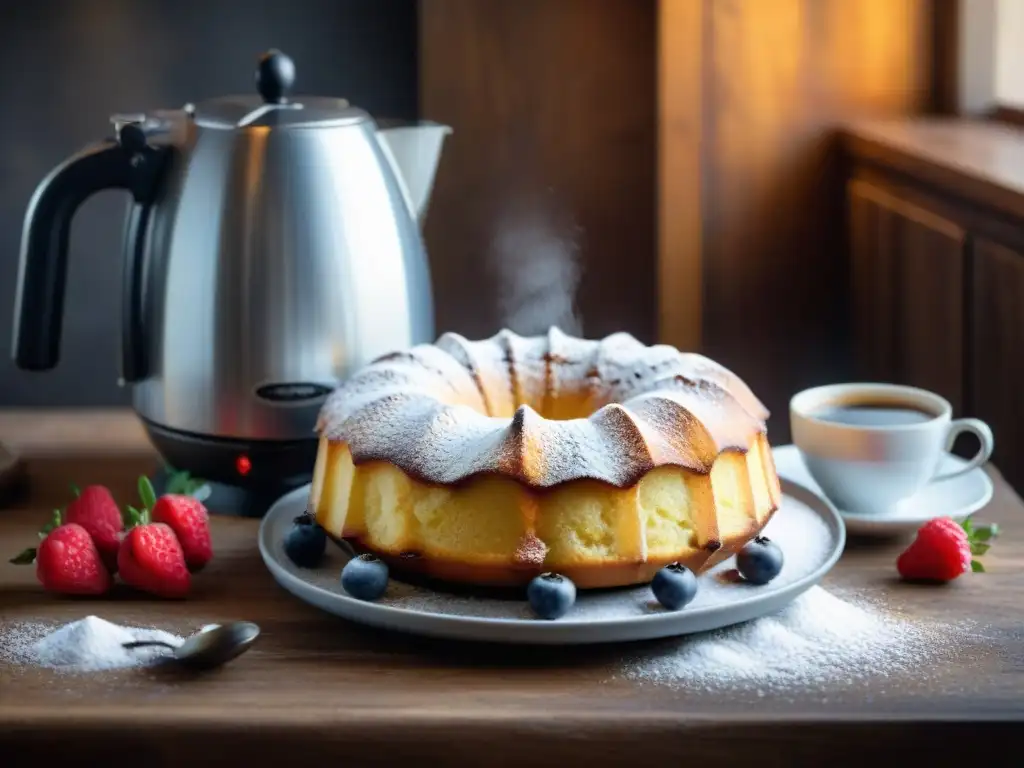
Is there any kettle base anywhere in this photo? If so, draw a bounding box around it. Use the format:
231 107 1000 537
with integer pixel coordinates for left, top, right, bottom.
149 466 299 519
141 418 317 518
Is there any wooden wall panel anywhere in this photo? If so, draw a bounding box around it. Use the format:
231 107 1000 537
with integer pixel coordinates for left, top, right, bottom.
656 0 703 352
848 180 965 412
972 238 1024 493
848 180 899 383
418 0 657 344
894 204 965 413
699 0 935 439
421 0 938 442
702 0 810 433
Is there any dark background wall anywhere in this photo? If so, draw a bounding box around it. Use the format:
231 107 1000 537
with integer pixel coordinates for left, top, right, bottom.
1 0 942 448
419 0 936 443
420 0 657 350
0 0 418 407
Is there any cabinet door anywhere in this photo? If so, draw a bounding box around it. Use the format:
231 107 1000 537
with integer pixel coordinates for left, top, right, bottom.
848 180 965 412
849 180 898 381
972 238 1024 491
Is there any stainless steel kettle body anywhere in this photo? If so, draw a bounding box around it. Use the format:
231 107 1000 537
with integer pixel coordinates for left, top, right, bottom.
12 51 449 503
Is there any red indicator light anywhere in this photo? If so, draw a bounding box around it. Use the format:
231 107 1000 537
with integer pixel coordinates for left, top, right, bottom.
235 454 252 476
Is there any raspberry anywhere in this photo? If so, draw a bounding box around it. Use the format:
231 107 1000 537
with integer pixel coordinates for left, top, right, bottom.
897 516 996 583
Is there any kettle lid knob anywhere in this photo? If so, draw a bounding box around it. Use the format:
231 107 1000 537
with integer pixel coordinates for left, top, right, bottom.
255 49 295 105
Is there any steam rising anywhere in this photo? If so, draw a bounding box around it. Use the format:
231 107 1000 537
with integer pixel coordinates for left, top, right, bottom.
489 196 584 337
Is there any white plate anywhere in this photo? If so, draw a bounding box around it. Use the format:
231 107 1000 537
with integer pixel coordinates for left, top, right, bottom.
772 444 994 537
258 478 845 645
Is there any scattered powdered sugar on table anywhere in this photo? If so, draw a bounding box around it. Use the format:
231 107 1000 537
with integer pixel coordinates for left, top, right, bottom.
0 616 183 673
287 490 836 620
276 482 974 690
617 585 972 690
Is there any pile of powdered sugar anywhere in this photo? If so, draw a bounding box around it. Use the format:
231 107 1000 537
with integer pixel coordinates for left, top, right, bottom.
617 585 971 690
0 616 183 673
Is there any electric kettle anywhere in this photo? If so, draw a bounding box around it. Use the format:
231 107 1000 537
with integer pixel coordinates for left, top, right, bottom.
11 50 450 515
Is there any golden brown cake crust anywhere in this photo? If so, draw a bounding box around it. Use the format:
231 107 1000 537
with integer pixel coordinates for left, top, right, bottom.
316 327 771 489
312 329 781 591
340 517 766 589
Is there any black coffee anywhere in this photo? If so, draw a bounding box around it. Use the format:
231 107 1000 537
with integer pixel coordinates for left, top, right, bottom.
811 403 935 427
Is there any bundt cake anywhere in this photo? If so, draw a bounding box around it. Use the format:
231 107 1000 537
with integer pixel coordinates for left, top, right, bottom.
309 327 781 589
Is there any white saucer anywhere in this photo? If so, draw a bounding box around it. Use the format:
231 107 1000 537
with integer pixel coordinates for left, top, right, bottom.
258 478 844 646
772 444 994 537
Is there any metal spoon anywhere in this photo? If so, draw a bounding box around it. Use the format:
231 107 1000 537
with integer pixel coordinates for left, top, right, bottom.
122 621 261 670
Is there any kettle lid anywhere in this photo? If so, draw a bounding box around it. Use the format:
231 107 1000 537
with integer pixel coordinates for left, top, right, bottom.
192 50 369 130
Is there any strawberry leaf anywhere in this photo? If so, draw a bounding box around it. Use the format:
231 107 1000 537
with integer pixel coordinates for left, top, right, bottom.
137 475 157 513
164 467 208 497
10 548 37 565
69 483 80 498
124 505 147 528
40 508 61 533
36 509 63 540
164 468 188 494
961 518 998 574
123 505 146 528
972 523 999 542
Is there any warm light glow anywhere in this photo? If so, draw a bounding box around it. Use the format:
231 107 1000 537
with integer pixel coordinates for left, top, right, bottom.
995 0 1024 108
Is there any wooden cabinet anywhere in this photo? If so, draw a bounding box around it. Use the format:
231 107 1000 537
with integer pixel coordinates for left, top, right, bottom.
848 180 965 413
845 120 1024 492
972 238 1024 491
848 181 898 383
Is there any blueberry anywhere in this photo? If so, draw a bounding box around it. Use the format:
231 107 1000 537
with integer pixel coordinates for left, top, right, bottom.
651 562 699 610
341 553 390 601
736 536 784 585
526 572 576 620
283 513 327 568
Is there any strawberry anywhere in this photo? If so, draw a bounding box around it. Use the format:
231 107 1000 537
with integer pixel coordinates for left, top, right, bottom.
151 494 213 572
897 516 999 583
13 523 114 596
64 484 123 572
117 523 191 599
126 476 213 572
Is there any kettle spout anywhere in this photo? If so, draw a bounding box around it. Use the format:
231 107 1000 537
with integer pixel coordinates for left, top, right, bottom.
375 120 451 225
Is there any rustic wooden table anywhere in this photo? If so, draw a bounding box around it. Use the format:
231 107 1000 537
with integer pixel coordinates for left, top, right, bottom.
1 410 1022 766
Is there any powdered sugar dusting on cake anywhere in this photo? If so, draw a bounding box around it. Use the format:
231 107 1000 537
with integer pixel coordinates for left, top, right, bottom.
317 328 771 488
503 331 549 414
676 353 770 422
546 326 603 407
514 532 548 566
437 332 515 416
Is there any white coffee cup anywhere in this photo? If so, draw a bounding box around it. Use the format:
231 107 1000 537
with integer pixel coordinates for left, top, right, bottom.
790 383 994 515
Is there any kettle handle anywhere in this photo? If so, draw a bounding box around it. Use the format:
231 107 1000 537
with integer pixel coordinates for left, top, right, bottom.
12 126 169 373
